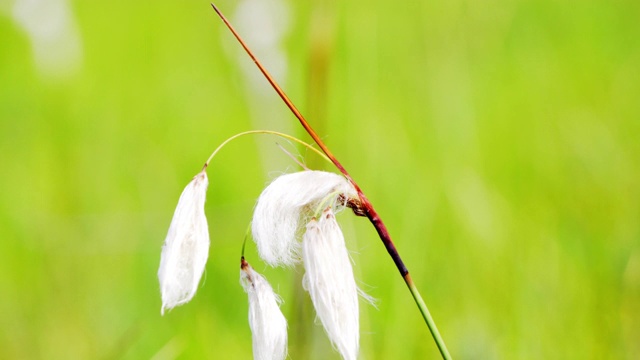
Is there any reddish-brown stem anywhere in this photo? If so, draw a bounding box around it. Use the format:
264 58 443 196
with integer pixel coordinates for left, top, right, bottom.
210 3 408 277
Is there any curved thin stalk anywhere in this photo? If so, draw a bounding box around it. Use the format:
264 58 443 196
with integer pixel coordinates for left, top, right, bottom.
204 129 331 168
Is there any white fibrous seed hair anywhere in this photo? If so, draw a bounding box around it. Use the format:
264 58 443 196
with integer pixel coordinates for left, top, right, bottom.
240 259 288 360
302 207 369 360
252 170 356 267
158 169 210 315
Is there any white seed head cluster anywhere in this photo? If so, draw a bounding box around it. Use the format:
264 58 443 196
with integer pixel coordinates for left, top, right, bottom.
240 261 288 360
159 169 371 360
251 170 357 266
158 170 210 315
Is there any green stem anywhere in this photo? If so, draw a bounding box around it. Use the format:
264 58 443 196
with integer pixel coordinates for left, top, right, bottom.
313 190 343 218
404 274 451 359
241 224 251 258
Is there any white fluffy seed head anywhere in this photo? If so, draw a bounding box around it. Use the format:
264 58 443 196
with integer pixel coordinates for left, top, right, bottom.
252 170 356 267
240 260 288 360
302 208 365 360
158 170 210 315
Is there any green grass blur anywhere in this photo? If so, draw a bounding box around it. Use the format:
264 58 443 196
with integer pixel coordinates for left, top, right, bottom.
1 0 639 358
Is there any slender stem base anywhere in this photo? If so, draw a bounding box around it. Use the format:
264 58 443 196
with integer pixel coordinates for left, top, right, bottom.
404 274 451 359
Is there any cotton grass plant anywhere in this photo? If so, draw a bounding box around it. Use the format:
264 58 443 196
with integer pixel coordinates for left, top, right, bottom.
240 258 288 360
158 169 209 315
156 4 452 359
251 170 357 266
302 207 365 360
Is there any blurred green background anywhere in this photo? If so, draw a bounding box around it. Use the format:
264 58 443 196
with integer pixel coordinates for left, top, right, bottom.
1 0 639 358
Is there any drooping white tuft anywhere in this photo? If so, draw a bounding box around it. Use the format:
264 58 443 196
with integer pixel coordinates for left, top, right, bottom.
252 170 356 267
158 170 210 315
240 260 288 360
302 208 364 360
